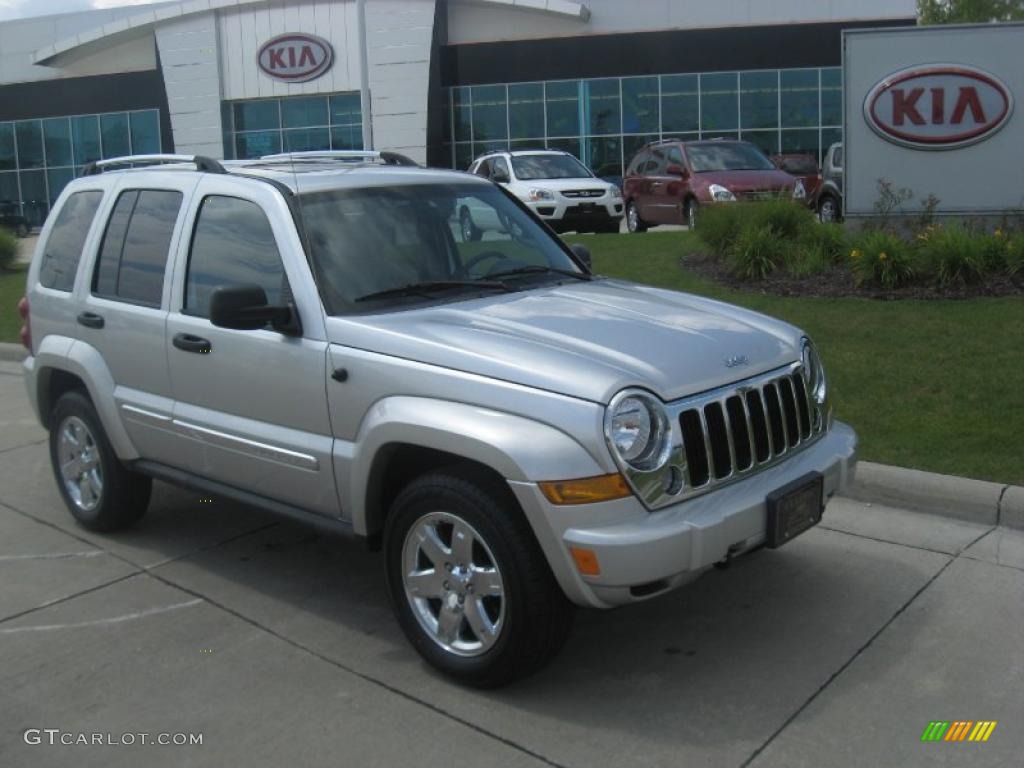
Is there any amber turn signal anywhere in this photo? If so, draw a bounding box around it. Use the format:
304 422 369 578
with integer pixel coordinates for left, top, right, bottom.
569 547 601 576
538 473 631 505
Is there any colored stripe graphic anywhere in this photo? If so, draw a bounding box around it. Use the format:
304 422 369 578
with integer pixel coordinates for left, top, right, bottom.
922 721 996 742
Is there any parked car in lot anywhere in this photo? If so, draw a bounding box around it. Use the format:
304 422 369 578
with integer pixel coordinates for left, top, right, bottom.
19 151 856 686
771 153 821 209
465 149 623 235
623 139 806 231
0 200 30 237
816 142 843 223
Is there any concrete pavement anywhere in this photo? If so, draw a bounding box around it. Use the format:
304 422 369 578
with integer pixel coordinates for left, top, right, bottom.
0 360 1021 767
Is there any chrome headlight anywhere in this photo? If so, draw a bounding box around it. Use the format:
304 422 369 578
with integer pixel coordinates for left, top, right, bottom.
793 179 807 200
801 338 827 405
610 185 623 199
528 188 554 201
709 183 736 202
605 390 671 471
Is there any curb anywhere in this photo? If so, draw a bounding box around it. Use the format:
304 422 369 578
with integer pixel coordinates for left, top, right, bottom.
843 461 1023 530
0 342 26 362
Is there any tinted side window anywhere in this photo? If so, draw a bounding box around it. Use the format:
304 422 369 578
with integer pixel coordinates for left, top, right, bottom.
39 191 103 291
667 147 684 166
93 189 182 306
627 151 648 175
474 159 490 178
185 196 286 318
491 156 510 179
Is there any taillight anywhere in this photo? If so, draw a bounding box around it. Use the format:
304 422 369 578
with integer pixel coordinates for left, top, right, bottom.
17 296 30 351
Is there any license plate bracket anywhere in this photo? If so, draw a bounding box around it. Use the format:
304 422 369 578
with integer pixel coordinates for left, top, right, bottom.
766 472 824 548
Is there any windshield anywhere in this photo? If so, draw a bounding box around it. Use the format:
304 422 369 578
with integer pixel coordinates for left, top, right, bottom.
510 154 592 180
687 143 776 172
299 183 583 312
776 155 818 174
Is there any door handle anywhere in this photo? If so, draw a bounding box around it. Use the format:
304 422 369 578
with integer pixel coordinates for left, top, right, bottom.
172 332 212 354
77 311 104 329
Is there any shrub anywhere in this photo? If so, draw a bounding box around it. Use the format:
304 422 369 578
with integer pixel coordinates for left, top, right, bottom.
917 223 987 286
749 199 816 241
728 224 785 280
849 229 915 289
1006 232 1024 276
800 222 846 263
697 203 747 257
0 228 18 271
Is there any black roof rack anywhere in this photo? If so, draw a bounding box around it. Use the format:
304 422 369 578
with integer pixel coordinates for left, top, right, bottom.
81 154 226 176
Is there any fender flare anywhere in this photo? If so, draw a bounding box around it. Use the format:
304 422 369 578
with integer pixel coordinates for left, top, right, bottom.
346 396 605 536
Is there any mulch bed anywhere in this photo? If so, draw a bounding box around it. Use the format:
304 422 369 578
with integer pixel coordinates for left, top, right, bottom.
683 251 1024 300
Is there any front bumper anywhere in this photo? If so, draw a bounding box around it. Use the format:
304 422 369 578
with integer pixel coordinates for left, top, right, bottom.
526 198 623 231
509 420 857 608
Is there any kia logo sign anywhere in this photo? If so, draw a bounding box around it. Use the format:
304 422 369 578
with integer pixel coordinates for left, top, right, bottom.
864 65 1013 150
257 33 333 83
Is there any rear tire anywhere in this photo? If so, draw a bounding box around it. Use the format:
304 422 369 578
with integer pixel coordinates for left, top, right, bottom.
49 391 151 532
625 201 647 233
818 194 840 223
384 467 574 687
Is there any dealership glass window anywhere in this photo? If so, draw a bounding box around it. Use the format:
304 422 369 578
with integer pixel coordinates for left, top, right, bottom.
622 76 658 134
225 92 363 159
545 80 579 137
546 137 581 159
586 135 622 183
43 119 73 168
129 111 160 155
471 85 507 143
72 116 101 166
821 68 842 127
661 74 698 134
46 168 74 206
781 128 820 158
586 79 620 136
740 71 778 130
100 113 130 159
508 83 544 139
453 87 472 143
741 129 779 157
15 121 43 169
18 170 46 226
0 172 17 204
781 69 819 127
700 73 738 132
821 128 842 161
0 123 13 171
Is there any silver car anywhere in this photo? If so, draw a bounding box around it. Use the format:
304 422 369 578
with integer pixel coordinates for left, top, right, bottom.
20 151 856 687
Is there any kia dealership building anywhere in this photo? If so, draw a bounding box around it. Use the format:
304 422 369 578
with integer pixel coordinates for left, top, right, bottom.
0 0 917 226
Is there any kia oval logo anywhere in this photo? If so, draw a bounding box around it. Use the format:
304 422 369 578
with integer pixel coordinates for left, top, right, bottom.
864 65 1013 150
257 33 334 83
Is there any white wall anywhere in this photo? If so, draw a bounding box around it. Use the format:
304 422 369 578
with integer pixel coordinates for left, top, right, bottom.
156 12 223 158
217 0 363 100
447 0 918 44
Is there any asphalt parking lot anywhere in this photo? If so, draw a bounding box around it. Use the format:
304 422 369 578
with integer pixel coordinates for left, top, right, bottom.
0 358 1021 768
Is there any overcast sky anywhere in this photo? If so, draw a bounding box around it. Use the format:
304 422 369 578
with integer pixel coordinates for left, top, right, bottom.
0 0 168 22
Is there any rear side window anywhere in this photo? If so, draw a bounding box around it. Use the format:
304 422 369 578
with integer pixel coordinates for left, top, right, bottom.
627 151 648 175
184 196 286 318
93 189 182 306
38 191 103 291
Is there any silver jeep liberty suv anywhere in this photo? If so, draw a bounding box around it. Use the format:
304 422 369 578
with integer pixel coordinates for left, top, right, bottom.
20 151 857 687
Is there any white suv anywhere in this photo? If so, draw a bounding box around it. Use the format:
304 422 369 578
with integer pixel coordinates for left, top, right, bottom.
19 151 856 687
463 149 623 236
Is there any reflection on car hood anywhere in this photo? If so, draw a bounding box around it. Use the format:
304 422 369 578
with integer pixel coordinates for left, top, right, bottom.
513 178 609 191
699 169 796 190
328 279 803 404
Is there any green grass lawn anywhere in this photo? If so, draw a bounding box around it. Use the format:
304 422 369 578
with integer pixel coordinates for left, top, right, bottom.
573 230 1024 486
0 266 27 347
2 234 1020 485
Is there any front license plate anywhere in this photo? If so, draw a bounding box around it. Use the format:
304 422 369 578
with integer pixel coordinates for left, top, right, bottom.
766 472 823 548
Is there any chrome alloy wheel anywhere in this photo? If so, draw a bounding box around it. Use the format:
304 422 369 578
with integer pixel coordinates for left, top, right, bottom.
401 511 505 657
626 203 639 232
57 416 103 512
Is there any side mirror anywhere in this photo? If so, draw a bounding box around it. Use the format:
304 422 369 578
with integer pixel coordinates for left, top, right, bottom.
666 163 687 178
209 284 300 335
569 243 592 270
491 169 510 184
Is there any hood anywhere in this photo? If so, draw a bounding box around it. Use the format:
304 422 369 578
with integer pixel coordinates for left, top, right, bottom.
327 280 803 404
514 178 611 193
698 169 796 192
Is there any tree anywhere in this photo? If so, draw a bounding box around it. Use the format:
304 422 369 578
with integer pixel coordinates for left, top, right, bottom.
918 0 1024 23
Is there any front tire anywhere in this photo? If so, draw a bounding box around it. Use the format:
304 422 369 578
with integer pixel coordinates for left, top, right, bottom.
625 201 647 233
49 391 151 532
384 468 574 687
818 194 840 223
459 208 482 242
685 198 699 229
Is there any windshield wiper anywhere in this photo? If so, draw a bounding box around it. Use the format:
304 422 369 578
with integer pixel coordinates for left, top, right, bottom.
354 280 509 303
485 265 592 281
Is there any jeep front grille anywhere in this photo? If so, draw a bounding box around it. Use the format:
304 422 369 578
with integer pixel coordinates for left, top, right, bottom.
678 372 817 487
612 363 827 510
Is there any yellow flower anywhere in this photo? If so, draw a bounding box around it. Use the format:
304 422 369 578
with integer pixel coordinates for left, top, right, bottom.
916 232 929 241
995 229 1004 238
879 252 888 261
850 249 861 260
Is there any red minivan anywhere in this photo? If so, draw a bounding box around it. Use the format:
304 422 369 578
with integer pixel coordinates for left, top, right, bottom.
623 139 804 231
